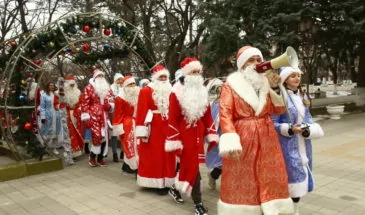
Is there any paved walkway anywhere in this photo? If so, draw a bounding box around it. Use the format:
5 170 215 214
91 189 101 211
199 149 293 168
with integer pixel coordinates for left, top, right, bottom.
1 112 365 215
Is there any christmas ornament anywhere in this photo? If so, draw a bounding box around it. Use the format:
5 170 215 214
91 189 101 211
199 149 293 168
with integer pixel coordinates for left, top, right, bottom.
71 27 77 34
103 44 110 50
21 80 27 85
40 40 46 46
10 41 17 47
83 25 90 33
25 141 29 145
48 41 55 47
116 29 123 35
33 59 42 65
24 122 32 130
104 28 111 36
82 44 91 52
19 95 25 101
66 47 73 53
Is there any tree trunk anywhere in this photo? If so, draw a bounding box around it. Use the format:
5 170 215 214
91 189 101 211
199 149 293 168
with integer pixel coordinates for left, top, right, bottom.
17 0 28 33
357 40 365 87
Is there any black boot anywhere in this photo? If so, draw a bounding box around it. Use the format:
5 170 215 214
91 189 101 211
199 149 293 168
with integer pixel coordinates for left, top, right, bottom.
84 143 90 154
120 151 124 160
122 163 136 174
113 153 119 162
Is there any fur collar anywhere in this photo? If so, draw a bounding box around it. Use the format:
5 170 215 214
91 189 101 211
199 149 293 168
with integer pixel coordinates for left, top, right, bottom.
226 71 270 116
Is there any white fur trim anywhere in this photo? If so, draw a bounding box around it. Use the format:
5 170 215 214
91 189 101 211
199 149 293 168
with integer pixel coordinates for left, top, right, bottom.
175 178 193 196
280 123 291 137
123 77 136 87
65 80 76 85
112 124 124 136
280 67 302 84
227 71 269 116
135 125 149 137
40 112 46 120
151 69 170 81
269 89 284 107
124 156 138 170
261 197 294 215
307 123 324 139
237 47 263 69
81 113 90 121
217 199 262 215
219 132 242 155
165 140 183 152
206 134 219 143
181 60 203 75
136 176 174 188
91 145 101 154
93 70 105 80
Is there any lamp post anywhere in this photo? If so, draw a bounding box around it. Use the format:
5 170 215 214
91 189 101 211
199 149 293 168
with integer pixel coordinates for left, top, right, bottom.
299 19 317 108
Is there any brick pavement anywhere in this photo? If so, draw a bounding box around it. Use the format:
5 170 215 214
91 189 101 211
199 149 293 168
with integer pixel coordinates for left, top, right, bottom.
1 112 365 215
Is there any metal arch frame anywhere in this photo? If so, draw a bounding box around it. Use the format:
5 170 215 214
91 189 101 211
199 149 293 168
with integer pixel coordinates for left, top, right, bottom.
0 12 157 159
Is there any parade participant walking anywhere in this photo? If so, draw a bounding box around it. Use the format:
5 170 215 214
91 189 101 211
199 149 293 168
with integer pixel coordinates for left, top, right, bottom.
165 58 219 215
139 79 150 88
80 68 115 167
111 73 125 162
40 82 62 155
205 78 224 190
272 67 324 215
112 76 140 173
135 65 177 195
62 76 84 158
218 46 293 215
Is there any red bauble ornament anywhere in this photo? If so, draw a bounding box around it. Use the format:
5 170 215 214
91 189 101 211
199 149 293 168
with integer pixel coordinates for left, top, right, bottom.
82 44 91 52
83 25 90 33
10 41 17 47
24 122 32 130
33 59 42 65
103 28 111 36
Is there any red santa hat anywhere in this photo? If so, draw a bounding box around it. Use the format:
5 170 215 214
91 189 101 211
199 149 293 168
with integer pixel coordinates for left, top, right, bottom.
180 57 203 75
65 76 76 85
151 64 170 81
122 75 136 87
280 67 302 84
236 46 263 70
92 68 105 80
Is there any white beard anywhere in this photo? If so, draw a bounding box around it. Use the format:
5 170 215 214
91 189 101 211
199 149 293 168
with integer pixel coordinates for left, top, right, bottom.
177 75 208 126
64 85 81 107
152 80 172 116
123 86 140 107
94 77 110 99
241 66 265 91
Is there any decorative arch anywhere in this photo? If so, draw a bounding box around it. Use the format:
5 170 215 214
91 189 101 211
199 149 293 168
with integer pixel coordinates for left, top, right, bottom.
0 12 156 161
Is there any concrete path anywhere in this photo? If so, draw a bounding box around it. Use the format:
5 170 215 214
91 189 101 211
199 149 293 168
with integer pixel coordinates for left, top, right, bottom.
1 112 365 215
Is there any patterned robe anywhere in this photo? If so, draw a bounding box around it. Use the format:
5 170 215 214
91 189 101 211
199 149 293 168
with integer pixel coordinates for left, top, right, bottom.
218 71 293 215
135 84 176 188
112 93 138 170
65 101 84 155
80 82 114 152
272 90 324 198
205 99 222 169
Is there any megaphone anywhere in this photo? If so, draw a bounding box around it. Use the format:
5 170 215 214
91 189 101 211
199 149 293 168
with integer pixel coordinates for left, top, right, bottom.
255 46 299 73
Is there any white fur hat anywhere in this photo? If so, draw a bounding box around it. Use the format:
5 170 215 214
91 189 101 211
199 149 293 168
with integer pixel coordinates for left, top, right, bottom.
180 57 203 75
92 68 105 80
280 67 302 84
151 65 170 81
64 76 76 85
122 76 136 87
114 73 124 83
236 46 263 69
139 79 150 88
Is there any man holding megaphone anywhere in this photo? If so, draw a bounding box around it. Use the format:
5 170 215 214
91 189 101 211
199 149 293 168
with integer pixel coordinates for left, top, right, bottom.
217 46 294 215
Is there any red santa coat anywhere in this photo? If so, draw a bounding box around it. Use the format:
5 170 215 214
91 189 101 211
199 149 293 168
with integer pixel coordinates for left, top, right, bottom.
165 91 219 196
135 85 176 188
65 102 84 154
80 83 114 147
112 94 138 170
